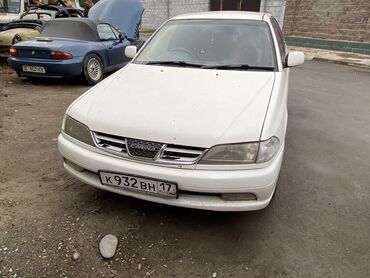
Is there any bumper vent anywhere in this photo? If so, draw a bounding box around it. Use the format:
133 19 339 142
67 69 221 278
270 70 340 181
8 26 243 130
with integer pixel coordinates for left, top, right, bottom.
93 132 206 165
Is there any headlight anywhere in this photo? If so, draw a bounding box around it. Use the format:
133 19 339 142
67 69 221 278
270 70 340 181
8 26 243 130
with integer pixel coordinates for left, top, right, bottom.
257 136 280 163
199 142 259 164
62 115 94 146
199 137 280 165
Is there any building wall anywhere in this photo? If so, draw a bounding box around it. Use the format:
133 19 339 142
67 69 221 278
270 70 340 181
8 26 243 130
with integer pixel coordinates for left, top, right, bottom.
141 0 169 28
260 0 287 27
141 0 287 29
141 0 209 28
283 0 370 43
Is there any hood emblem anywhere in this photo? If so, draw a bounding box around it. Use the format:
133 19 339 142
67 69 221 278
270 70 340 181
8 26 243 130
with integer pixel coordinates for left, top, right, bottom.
129 142 156 152
126 138 164 159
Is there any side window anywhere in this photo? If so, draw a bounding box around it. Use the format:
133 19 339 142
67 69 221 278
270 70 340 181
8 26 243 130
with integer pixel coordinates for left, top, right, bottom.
111 27 122 39
271 17 286 63
97 24 117 41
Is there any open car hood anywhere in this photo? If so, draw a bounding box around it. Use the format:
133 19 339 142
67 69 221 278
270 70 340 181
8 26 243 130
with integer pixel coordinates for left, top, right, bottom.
88 0 144 40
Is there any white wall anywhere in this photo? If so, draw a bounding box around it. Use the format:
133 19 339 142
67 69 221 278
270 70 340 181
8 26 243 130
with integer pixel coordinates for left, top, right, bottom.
141 0 209 29
259 0 287 27
141 0 287 29
142 0 209 28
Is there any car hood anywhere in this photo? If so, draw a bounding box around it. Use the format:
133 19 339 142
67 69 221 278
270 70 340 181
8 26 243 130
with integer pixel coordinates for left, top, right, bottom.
0 28 40 45
88 0 144 40
69 64 275 148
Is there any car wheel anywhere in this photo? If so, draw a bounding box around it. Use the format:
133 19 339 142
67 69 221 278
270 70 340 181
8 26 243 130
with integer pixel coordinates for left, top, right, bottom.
83 54 103 85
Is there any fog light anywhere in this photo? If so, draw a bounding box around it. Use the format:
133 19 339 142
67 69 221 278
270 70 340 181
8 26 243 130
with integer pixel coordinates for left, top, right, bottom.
221 193 257 201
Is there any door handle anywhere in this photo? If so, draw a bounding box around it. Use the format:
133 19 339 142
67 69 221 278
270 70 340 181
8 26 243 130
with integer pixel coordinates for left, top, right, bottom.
108 46 113 50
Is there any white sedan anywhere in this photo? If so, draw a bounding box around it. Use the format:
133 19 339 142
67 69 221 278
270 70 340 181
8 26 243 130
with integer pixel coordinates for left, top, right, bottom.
58 11 304 211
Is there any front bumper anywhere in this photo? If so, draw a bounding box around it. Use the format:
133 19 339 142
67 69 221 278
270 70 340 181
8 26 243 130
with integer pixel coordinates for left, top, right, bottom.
7 56 84 78
58 133 284 211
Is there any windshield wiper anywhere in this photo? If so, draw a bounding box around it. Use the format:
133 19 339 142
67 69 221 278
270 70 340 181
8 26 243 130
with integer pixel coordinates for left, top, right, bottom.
201 64 275 71
145 61 203 68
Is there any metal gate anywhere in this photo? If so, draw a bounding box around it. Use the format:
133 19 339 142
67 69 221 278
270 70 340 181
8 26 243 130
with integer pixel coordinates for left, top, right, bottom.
210 0 261 12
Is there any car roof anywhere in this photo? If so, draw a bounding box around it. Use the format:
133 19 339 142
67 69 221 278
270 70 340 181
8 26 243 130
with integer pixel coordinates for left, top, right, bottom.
53 17 103 27
40 18 103 41
171 11 270 21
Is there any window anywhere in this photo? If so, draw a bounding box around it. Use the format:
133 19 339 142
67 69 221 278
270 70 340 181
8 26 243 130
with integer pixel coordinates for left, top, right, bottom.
0 0 20 14
97 24 117 41
111 27 121 39
210 0 261 12
135 19 276 69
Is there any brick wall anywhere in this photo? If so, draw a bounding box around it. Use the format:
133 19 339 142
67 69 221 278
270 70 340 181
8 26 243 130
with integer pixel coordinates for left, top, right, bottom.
283 0 370 43
141 0 209 28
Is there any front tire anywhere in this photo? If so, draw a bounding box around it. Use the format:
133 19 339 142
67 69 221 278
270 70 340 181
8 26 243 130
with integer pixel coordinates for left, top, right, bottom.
83 54 103 85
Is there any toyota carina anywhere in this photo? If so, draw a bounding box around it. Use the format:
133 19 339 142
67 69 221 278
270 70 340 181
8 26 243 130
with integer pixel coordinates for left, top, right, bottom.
58 11 304 211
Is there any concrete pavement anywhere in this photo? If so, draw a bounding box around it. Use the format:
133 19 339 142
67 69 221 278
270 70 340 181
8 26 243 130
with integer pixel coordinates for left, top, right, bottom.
0 61 369 277
289 46 370 69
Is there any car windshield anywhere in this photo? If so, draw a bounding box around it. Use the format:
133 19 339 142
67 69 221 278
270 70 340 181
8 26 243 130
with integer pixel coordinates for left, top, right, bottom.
134 19 276 70
0 0 20 14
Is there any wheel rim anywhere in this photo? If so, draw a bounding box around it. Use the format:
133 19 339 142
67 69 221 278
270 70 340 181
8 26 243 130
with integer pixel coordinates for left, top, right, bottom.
87 58 102 81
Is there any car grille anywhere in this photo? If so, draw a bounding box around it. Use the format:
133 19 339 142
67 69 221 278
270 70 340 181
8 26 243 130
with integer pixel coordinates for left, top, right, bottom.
126 138 164 159
93 132 206 164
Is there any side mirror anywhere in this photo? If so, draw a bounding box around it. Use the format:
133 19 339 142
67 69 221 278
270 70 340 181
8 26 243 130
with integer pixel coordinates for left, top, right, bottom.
286 51 305 67
125 45 137 59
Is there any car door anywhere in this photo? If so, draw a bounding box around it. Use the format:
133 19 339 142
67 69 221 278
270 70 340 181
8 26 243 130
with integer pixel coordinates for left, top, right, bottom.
97 23 129 70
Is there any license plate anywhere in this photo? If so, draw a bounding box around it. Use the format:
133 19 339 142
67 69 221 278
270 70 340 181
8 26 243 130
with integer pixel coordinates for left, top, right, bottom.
99 171 178 198
22 65 45 73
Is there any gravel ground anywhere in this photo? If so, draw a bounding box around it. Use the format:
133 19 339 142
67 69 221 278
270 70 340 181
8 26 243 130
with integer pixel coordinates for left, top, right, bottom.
0 61 370 277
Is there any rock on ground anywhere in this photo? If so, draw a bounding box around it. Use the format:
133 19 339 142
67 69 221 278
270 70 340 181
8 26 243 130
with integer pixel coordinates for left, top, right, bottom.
99 234 118 259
